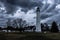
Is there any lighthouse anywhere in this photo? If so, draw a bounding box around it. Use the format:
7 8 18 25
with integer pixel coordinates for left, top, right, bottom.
36 7 41 32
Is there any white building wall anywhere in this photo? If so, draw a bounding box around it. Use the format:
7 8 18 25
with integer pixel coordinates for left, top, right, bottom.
36 7 41 32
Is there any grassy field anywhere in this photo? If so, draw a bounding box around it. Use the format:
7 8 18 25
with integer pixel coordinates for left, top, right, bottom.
0 32 60 40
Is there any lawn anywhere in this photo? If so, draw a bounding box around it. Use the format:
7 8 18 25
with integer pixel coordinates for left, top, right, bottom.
0 32 60 40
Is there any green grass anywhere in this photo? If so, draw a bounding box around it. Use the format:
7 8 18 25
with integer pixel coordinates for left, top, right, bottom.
43 33 60 40
0 32 60 40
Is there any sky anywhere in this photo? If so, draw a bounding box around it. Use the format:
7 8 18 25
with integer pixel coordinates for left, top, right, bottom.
0 0 60 27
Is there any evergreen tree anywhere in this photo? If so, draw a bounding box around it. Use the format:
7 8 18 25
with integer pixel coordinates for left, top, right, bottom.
50 21 59 33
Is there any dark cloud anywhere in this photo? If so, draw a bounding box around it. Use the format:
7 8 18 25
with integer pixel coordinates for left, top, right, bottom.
41 4 50 12
0 0 59 14
21 8 28 13
0 0 60 26
0 0 17 14
46 4 56 12
41 15 51 19
6 0 43 8
5 4 17 14
0 0 43 14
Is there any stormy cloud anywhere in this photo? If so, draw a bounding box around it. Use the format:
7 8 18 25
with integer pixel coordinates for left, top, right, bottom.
0 0 43 14
0 0 60 26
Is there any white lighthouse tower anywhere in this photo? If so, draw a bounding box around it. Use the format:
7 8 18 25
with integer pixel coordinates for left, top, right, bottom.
36 7 41 32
